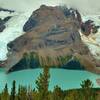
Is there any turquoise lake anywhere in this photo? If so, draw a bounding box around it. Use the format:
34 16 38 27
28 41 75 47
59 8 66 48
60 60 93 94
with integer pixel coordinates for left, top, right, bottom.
0 68 100 92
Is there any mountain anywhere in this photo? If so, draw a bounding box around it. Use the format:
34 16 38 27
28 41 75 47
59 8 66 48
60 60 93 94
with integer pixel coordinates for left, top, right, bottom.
63 0 100 15
80 15 100 60
0 8 32 61
2 5 99 73
0 0 61 12
0 7 14 12
0 8 14 32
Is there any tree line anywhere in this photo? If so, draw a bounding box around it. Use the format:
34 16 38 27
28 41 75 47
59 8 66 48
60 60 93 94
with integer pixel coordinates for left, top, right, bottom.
0 66 100 100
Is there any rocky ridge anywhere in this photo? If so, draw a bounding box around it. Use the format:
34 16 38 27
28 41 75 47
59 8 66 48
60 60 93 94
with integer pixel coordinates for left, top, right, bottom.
1 5 100 73
0 8 14 32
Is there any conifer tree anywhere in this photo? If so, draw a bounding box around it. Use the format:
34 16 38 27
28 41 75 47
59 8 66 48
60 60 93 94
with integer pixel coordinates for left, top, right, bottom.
18 86 28 100
10 80 16 100
80 79 97 100
35 65 50 100
1 83 9 100
17 85 21 100
53 85 64 100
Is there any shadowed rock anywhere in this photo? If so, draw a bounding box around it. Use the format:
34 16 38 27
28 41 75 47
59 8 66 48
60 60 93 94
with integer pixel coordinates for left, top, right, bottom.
0 16 12 32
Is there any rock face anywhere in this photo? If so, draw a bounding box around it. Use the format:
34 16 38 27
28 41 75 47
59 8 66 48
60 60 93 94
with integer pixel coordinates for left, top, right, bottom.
4 5 100 73
81 20 99 36
8 54 85 73
0 8 13 32
0 8 14 13
0 19 5 32
8 5 82 52
0 16 12 32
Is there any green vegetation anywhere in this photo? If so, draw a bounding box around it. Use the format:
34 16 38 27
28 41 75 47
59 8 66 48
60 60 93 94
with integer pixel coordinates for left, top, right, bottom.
21 52 73 69
0 52 100 99
10 80 16 100
0 65 100 100
1 83 9 100
0 51 100 99
35 66 50 100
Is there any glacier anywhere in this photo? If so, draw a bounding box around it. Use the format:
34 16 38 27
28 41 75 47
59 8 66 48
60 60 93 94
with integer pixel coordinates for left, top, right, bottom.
0 0 62 12
0 11 32 60
0 0 62 61
0 12 100 61
0 0 100 61
80 15 100 60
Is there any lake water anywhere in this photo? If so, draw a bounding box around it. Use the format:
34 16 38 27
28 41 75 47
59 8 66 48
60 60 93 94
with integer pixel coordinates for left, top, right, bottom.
0 68 100 92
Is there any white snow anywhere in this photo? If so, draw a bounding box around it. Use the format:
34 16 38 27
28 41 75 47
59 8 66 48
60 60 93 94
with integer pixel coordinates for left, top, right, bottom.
0 11 32 60
0 11 15 20
0 0 62 61
80 15 100 59
82 15 100 26
0 0 62 12
63 0 100 15
0 0 100 61
0 13 100 61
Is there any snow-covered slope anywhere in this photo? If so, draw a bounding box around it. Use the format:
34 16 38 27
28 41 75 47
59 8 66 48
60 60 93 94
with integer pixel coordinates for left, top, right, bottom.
63 0 100 15
80 15 100 59
0 0 62 61
0 0 62 12
0 13 100 61
0 11 33 60
0 11 14 20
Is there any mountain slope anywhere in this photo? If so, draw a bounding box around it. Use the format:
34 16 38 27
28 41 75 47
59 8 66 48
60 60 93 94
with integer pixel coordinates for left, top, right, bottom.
80 15 100 60
0 10 32 60
0 5 99 74
5 5 100 73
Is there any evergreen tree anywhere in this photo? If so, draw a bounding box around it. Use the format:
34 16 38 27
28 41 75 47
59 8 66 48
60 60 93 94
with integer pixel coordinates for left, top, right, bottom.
10 80 16 100
52 85 64 100
27 86 35 100
17 85 21 100
23 52 30 69
18 86 28 100
35 66 50 100
80 79 97 100
1 83 9 100
0 93 1 100
64 90 79 100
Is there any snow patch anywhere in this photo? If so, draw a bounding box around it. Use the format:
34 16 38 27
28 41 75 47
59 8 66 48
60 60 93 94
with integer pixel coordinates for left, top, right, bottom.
0 11 32 60
0 11 15 20
80 15 100 59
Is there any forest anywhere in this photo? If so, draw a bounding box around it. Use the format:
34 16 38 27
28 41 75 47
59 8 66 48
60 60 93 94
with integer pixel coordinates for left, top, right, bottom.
0 66 100 100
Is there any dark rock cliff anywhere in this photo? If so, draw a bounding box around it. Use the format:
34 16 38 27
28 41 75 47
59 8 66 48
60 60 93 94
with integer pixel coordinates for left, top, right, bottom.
0 16 12 32
0 8 14 13
81 20 99 36
0 7 13 33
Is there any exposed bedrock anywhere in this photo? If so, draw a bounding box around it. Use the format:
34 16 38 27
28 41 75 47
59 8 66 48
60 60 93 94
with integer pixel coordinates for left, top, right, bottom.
0 16 12 32
2 5 100 73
